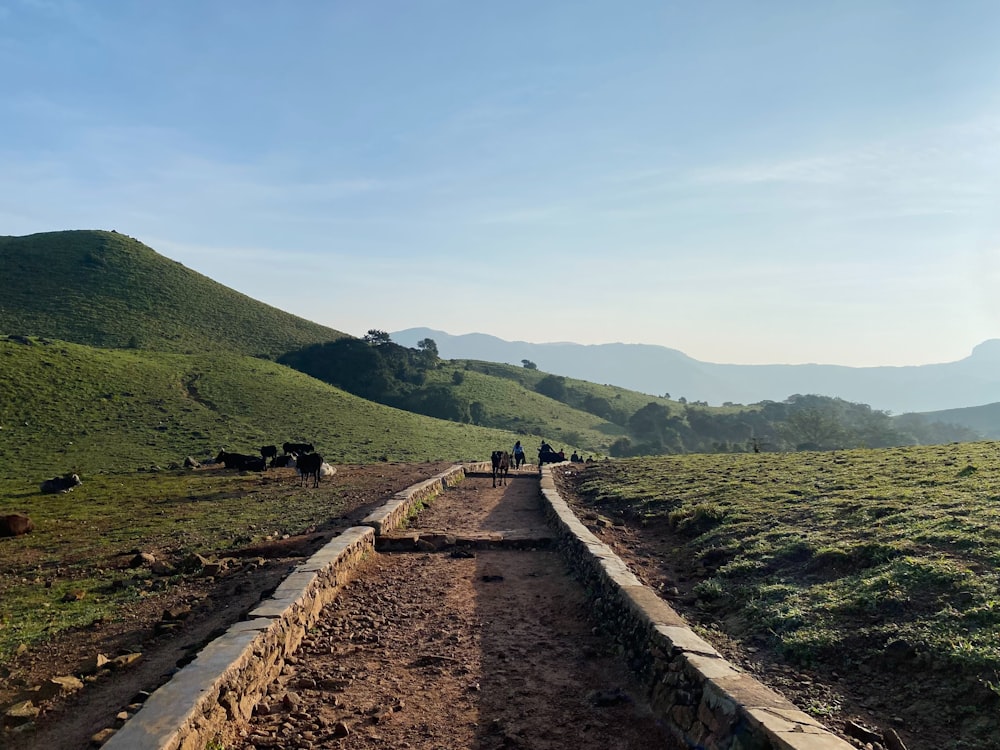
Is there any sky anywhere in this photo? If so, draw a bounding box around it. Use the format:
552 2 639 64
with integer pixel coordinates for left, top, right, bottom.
3 1 1000 367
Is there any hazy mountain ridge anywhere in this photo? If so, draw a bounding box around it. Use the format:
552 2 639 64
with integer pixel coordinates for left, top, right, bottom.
392 327 1000 414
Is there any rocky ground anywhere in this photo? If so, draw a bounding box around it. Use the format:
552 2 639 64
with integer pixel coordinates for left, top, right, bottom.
220 471 678 749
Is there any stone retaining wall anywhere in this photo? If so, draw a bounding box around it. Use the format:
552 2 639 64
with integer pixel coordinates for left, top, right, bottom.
538 467 854 750
361 464 466 535
103 464 468 749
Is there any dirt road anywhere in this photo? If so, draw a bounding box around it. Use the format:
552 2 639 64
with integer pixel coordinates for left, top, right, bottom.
222 472 680 749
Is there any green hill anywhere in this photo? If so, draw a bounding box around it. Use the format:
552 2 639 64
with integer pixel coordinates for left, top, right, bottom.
906 402 1000 440
0 230 347 357
0 336 524 487
0 230 978 466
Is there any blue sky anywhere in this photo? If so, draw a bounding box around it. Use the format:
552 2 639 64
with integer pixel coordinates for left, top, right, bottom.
3 1 999 367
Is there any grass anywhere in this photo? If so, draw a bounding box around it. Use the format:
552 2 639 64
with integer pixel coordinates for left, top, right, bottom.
0 334 534 661
572 443 1000 676
0 230 347 358
427 363 623 454
0 466 430 660
0 337 526 485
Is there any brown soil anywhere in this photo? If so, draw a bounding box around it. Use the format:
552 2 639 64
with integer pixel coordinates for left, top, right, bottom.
221 470 679 749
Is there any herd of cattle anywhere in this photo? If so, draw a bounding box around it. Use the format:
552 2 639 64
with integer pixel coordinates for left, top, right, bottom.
214 441 333 487
1 441 333 539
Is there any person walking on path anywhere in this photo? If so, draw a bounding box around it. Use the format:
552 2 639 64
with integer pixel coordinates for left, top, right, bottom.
512 440 526 469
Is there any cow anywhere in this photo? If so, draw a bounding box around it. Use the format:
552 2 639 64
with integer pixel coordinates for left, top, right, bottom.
40 474 82 494
215 451 265 471
491 451 510 488
283 442 314 456
270 454 296 468
260 445 278 462
537 444 565 466
296 452 324 487
0 514 34 537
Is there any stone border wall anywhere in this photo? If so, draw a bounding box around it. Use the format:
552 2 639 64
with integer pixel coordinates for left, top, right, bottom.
360 465 465 535
538 466 854 750
104 465 467 749
103 466 465 750
103 526 375 750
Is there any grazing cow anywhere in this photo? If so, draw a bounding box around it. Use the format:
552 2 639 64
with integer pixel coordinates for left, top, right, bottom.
1 514 34 537
296 452 324 487
491 451 510 488
260 445 278 462
215 451 265 471
40 474 82 494
283 442 314 456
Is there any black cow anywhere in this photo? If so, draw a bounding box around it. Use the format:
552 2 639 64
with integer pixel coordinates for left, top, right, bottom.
296 452 324 487
260 445 278 462
283 442 314 456
270 454 296 468
40 474 82 494
537 448 565 466
491 451 510 488
216 451 265 471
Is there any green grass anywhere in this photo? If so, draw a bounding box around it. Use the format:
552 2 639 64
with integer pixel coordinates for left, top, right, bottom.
0 337 526 485
573 443 1000 676
0 467 427 660
0 230 347 358
459 359 680 419
427 363 623 454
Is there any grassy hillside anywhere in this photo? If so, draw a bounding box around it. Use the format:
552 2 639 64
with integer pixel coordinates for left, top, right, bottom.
0 336 525 487
457 359 680 418
427 362 627 454
911 403 1000 440
0 230 347 358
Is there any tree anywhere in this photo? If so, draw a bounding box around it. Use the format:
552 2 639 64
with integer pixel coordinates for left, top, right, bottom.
628 402 671 446
784 406 844 450
470 401 486 425
417 338 439 357
521 359 537 370
416 338 439 369
405 385 469 422
363 329 392 346
535 374 567 401
609 436 633 457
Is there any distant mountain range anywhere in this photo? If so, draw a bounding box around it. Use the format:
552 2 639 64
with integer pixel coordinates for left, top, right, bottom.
392 327 1000 416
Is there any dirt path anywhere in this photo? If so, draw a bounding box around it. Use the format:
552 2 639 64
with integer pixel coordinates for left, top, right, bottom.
222 473 680 749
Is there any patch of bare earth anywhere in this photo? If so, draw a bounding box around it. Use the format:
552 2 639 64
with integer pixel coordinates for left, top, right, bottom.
553 464 985 750
221 472 680 749
1 462 454 750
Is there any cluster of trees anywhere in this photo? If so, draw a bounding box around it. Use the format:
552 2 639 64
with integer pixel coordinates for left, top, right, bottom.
277 331 473 422
279 332 980 456
607 394 980 457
